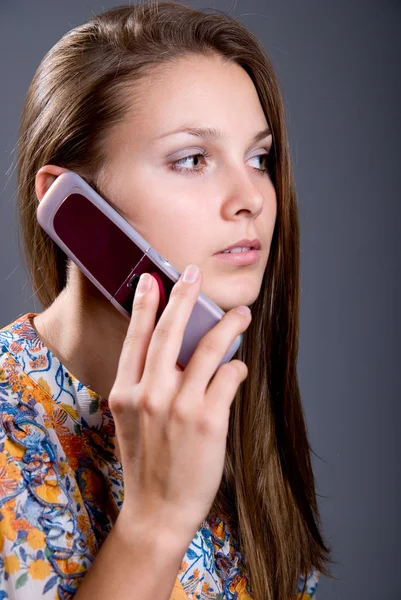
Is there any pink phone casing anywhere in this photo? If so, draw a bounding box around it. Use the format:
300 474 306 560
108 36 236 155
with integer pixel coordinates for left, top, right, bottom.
36 171 243 370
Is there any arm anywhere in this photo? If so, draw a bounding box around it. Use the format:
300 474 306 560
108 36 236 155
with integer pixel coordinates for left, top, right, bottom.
74 510 190 600
73 270 249 599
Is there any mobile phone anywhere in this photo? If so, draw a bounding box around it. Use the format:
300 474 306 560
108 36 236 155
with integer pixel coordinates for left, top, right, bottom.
36 171 243 370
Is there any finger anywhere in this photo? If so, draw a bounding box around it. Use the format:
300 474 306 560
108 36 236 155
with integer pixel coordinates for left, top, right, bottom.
204 359 248 416
113 273 160 393
175 360 248 441
171 307 251 418
141 264 203 378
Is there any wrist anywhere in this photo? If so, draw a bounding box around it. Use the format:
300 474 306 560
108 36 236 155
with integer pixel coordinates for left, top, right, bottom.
115 506 191 560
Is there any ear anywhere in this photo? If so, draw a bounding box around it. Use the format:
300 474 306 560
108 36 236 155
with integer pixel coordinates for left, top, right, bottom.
35 165 70 202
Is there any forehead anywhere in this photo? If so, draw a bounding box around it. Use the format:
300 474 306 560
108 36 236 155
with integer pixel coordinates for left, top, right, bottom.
120 54 268 142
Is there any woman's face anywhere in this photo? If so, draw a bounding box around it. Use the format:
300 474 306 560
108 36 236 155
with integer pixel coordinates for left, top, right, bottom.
98 54 277 312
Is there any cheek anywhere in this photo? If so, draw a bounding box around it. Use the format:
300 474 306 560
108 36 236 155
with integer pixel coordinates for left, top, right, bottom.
128 198 203 269
154 217 205 270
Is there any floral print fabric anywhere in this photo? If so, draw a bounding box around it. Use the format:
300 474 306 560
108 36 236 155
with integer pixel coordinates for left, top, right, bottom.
0 313 319 599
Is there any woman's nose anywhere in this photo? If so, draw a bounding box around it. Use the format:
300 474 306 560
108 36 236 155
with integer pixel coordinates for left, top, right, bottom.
222 164 265 218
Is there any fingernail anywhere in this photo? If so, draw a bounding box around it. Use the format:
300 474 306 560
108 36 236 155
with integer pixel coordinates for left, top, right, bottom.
183 264 200 283
235 305 251 317
136 273 152 294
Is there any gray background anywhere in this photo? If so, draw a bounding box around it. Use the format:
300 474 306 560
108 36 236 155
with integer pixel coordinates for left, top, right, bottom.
1 1 400 598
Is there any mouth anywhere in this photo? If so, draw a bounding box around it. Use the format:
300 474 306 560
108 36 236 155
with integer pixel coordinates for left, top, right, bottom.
214 238 261 255
213 248 261 266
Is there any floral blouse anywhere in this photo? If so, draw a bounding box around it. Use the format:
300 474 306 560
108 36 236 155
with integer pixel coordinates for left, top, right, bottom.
0 313 320 599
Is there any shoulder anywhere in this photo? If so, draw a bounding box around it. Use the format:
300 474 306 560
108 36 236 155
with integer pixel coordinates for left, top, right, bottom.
0 316 58 514
0 313 56 417
0 313 40 386
0 312 39 349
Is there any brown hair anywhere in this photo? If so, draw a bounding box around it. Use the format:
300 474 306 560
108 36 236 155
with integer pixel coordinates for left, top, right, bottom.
17 2 333 598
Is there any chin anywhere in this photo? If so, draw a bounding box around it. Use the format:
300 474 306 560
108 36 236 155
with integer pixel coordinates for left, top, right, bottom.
202 276 260 313
212 294 255 313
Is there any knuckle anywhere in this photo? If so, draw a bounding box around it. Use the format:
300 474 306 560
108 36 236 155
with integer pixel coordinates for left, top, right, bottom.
122 329 142 351
196 412 212 435
199 336 219 357
142 397 161 416
108 388 131 415
152 324 171 342
136 384 163 416
196 412 225 437
170 401 190 425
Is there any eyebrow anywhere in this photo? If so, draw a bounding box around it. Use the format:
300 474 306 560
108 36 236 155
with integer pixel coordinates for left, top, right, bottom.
155 124 272 148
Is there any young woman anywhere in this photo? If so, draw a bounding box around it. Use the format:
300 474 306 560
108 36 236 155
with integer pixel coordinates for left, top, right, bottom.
0 2 332 599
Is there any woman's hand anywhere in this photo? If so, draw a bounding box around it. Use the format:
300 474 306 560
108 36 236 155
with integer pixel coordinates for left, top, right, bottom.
108 264 251 542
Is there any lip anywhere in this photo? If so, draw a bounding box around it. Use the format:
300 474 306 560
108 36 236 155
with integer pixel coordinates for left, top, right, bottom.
214 238 261 254
213 249 261 265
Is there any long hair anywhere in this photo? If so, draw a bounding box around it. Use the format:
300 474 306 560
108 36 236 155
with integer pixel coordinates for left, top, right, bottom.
16 2 333 598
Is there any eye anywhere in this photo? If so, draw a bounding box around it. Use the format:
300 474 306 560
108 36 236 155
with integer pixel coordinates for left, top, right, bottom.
169 150 274 176
248 153 272 174
169 152 210 176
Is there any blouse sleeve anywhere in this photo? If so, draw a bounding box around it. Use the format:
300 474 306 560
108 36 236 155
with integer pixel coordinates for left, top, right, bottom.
0 392 80 600
0 440 60 598
297 568 320 598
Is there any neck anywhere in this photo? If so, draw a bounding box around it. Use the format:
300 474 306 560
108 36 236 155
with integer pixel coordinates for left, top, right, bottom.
33 264 130 401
